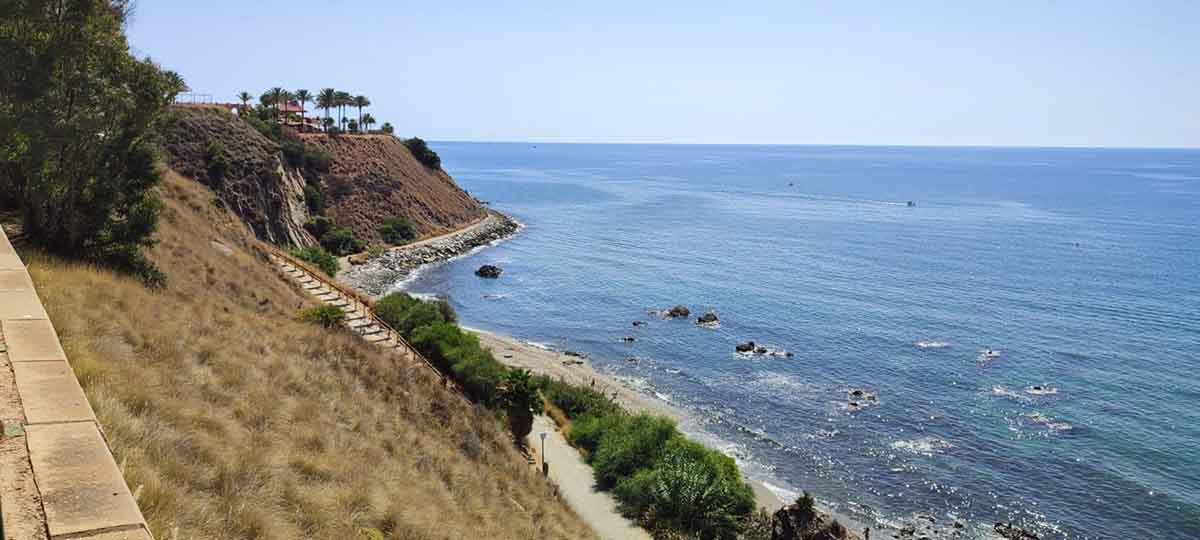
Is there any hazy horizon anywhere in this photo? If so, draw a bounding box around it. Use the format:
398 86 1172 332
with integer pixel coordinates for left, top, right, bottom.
129 1 1200 148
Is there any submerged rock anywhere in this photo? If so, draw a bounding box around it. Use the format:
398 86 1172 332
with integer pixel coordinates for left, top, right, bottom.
696 310 719 326
475 264 503 278
620 336 635 342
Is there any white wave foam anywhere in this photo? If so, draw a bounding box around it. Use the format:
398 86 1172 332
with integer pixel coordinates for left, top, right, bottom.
890 437 954 456
525 341 554 351
915 340 951 349
992 385 1032 403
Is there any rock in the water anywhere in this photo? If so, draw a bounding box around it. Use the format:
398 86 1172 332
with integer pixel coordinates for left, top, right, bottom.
736 341 756 353
994 522 1040 540
755 346 768 354
696 310 719 325
666 305 691 318
475 264 503 278
632 321 646 327
620 336 635 342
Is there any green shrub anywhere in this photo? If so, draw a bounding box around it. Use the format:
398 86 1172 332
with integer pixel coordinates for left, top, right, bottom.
281 140 306 168
538 377 623 420
204 141 229 185
303 216 332 238
289 246 339 276
499 368 544 440
303 185 325 213
378 216 416 245
614 436 754 539
589 414 676 488
375 293 445 336
298 305 345 328
243 114 279 141
319 227 363 256
403 137 441 169
565 411 628 454
304 146 331 173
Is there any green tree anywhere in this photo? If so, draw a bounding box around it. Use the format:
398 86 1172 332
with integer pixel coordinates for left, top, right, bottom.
236 91 253 108
268 86 287 119
380 122 394 135
317 88 336 129
353 95 370 131
335 90 351 129
362 113 377 133
499 368 544 441
294 89 311 130
0 0 183 286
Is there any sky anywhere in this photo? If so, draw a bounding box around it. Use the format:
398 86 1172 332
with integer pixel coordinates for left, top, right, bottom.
127 1 1199 147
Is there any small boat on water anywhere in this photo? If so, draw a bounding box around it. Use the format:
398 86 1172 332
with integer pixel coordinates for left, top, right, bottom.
906 200 916 207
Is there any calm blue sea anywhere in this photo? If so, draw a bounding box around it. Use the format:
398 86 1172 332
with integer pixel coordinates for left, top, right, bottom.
404 143 1200 539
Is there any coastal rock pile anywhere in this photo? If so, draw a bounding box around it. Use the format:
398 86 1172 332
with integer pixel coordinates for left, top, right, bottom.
666 305 691 319
771 493 856 540
696 310 719 327
342 213 520 296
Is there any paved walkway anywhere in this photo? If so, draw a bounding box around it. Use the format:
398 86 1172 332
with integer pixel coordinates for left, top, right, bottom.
0 229 153 539
528 416 652 540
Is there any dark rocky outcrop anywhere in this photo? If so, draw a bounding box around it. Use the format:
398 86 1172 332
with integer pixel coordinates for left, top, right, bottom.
771 493 857 540
666 305 691 319
475 264 503 278
736 341 756 353
994 522 1040 540
696 310 719 325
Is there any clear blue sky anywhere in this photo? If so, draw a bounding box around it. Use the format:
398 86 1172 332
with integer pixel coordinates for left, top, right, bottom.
127 1 1199 147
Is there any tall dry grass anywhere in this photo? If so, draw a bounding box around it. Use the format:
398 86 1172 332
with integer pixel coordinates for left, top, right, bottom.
23 171 595 540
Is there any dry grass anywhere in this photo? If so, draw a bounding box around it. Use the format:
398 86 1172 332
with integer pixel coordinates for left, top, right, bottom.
23 170 595 540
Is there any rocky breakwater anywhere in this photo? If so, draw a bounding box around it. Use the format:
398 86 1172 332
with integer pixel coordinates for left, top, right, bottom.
342 212 520 296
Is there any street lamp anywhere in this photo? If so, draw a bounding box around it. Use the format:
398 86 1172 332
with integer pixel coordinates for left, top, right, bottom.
539 432 548 476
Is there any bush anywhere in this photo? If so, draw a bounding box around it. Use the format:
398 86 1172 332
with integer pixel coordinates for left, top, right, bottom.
303 185 325 214
378 216 416 245
303 216 332 238
538 377 622 420
281 140 306 168
375 293 444 336
204 141 229 184
614 436 755 539
289 246 339 276
304 146 331 173
243 114 279 141
499 368 544 440
298 305 345 328
403 137 441 169
319 227 363 256
588 414 676 488
281 140 331 174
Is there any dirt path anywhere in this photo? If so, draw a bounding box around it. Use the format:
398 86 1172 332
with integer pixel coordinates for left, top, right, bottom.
335 213 493 277
527 415 652 540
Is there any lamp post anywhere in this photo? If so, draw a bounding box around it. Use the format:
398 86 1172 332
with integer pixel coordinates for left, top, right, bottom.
539 432 548 476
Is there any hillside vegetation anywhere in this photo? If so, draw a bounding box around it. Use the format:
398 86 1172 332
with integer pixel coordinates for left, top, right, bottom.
300 134 487 245
24 171 594 540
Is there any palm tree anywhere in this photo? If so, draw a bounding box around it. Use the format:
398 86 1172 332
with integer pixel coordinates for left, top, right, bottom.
317 88 336 130
294 89 311 130
334 91 351 128
352 95 370 132
362 113 376 133
321 117 334 132
236 91 252 108
380 122 394 135
269 86 287 119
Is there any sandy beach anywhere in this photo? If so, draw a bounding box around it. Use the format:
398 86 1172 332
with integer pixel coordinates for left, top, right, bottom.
469 326 787 512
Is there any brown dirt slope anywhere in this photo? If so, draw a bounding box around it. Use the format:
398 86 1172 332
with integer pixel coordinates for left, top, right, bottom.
159 106 314 247
301 134 487 245
21 170 595 540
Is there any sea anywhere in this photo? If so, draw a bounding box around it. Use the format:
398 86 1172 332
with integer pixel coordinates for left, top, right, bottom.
399 143 1200 539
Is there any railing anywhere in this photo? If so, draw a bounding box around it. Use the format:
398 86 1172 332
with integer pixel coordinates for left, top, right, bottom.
268 246 458 391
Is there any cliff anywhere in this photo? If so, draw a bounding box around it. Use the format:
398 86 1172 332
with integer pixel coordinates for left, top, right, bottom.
159 106 487 250
159 106 315 246
299 134 487 245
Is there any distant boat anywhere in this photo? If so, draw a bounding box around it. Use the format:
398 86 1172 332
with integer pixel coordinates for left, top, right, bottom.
906 200 916 207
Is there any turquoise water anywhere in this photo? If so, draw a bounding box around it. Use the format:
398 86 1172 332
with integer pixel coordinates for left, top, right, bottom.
404 143 1200 539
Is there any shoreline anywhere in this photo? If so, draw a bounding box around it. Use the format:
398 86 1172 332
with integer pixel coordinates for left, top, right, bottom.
340 210 520 297
468 326 789 513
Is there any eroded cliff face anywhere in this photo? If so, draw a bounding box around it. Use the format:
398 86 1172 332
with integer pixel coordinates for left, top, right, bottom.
159 106 315 247
298 134 487 246
159 106 487 249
